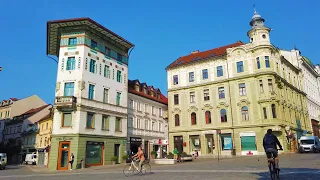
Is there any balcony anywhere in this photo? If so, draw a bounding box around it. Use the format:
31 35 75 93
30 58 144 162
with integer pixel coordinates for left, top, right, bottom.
55 96 77 110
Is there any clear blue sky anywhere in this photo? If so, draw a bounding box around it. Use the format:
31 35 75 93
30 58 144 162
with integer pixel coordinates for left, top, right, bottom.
0 0 319 104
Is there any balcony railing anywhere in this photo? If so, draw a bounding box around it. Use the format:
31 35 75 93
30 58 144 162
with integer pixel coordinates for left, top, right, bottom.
55 96 77 109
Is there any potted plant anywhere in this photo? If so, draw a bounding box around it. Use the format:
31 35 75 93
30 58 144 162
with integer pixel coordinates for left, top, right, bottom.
151 151 157 159
122 154 128 163
111 156 118 165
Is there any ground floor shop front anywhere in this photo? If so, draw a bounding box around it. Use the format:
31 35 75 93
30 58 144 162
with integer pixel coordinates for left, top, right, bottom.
48 134 126 171
169 126 311 157
128 136 168 159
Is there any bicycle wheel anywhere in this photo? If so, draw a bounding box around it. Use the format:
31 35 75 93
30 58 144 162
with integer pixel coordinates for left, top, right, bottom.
141 163 151 174
269 162 276 180
123 164 135 177
276 168 280 179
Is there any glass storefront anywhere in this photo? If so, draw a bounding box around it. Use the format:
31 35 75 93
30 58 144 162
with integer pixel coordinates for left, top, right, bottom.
205 134 214 153
189 135 201 153
86 141 104 166
240 136 257 151
220 134 233 150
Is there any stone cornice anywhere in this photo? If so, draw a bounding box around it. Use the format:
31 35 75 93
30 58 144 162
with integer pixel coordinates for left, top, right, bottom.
77 104 127 118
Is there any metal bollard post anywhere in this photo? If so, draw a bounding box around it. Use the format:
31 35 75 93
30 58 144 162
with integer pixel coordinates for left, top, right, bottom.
81 159 85 169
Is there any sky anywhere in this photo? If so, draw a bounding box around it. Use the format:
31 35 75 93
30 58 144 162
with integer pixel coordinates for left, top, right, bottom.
0 0 319 104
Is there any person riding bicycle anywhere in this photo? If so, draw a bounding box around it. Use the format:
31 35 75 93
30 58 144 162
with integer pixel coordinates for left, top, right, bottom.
132 146 145 172
263 129 283 170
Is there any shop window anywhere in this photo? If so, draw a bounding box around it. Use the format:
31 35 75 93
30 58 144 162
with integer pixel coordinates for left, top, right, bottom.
85 141 104 166
241 136 257 151
220 134 233 150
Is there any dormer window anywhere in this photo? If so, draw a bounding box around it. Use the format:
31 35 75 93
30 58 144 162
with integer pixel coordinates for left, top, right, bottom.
158 94 160 99
135 84 139 92
151 91 154 97
143 87 147 94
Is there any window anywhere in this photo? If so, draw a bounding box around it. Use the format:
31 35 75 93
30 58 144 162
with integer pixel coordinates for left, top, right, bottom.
205 111 211 124
265 56 270 68
241 106 249 120
46 123 48 129
137 102 141 111
91 40 97 49
145 120 149 130
117 53 122 62
62 113 72 127
173 75 179 85
103 88 108 103
220 109 227 122
104 65 110 78
175 114 180 126
204 89 210 101
68 38 77 45
137 119 141 129
268 79 273 92
115 118 122 131
191 112 197 125
86 113 95 128
152 121 156 131
128 117 133 128
174 94 179 105
116 92 121 106
190 92 195 103
105 47 110 56
256 57 260 69
189 72 194 82
116 70 122 82
129 99 134 109
217 66 223 77
89 59 96 73
239 83 246 96
263 107 267 119
88 84 95 100
64 82 74 96
202 69 208 79
218 87 225 99
241 136 257 151
159 108 162 116
66 57 76 70
145 104 149 113
276 62 279 72
152 106 155 115
271 104 277 118
237 61 244 73
259 80 264 93
159 122 162 132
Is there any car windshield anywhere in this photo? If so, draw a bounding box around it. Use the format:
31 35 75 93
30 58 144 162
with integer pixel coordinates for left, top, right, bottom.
300 140 314 145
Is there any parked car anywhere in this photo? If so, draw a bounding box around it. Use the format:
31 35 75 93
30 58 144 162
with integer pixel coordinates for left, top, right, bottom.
0 153 7 170
298 136 320 153
25 153 37 165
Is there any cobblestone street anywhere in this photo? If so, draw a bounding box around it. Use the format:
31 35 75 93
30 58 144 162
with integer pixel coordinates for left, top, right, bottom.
0 153 319 180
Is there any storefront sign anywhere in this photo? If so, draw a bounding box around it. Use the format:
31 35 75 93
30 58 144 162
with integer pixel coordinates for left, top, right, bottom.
195 139 200 146
130 137 142 142
87 141 104 145
223 137 232 150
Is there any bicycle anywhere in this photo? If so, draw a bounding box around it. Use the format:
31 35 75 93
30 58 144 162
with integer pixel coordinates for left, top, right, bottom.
267 149 282 180
123 157 151 177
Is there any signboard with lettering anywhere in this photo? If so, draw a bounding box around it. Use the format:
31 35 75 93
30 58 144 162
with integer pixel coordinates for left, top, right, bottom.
223 137 232 150
130 137 142 142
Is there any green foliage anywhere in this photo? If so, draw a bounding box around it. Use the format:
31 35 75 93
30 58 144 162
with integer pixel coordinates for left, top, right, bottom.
122 154 128 160
0 138 21 156
110 156 118 162
151 151 157 155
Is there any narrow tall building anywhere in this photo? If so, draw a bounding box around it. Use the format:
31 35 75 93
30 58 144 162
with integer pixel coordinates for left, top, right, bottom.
46 18 134 170
166 11 311 157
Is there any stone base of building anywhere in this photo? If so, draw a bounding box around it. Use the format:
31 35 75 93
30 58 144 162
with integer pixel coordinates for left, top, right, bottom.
48 134 126 171
169 126 309 157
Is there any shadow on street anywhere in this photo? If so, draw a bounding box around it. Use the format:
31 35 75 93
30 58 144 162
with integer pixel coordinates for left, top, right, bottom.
253 168 320 180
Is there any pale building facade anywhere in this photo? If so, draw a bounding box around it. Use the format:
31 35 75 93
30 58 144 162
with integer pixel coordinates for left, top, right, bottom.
127 80 168 158
166 11 311 157
47 18 134 170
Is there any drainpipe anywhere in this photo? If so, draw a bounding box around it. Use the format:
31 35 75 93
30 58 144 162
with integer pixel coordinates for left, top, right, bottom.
226 54 236 156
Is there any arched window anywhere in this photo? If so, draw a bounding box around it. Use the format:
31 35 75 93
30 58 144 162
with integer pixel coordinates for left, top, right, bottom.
271 104 277 118
241 106 249 120
191 112 197 125
175 114 180 126
220 109 227 122
205 111 211 124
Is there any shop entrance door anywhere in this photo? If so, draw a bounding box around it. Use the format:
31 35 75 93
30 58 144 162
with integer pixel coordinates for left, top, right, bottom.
57 142 70 170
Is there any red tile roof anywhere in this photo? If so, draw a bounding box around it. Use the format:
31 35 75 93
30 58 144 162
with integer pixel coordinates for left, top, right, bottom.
38 112 52 122
128 80 168 105
20 104 51 116
10 98 18 101
167 41 244 69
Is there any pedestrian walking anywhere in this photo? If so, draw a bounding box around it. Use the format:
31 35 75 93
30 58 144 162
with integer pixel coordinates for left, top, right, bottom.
69 153 74 170
173 148 178 160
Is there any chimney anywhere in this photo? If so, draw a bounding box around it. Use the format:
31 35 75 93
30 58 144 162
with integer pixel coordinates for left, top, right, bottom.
191 50 199 54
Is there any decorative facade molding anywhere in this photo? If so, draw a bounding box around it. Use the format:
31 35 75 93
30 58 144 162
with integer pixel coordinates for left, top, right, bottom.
78 81 85 90
216 102 229 109
237 99 251 106
172 108 181 113
188 105 198 112
201 104 214 110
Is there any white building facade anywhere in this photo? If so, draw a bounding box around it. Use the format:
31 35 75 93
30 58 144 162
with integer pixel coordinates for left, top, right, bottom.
127 80 168 158
47 18 134 170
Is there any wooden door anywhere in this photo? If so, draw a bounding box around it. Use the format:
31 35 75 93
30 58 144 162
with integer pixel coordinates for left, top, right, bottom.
57 142 70 170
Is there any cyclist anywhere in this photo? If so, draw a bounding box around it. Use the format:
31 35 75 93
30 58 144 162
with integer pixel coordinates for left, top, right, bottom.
263 129 283 170
132 146 145 172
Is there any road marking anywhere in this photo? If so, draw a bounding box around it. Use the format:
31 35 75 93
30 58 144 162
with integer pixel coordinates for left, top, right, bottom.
1 170 320 178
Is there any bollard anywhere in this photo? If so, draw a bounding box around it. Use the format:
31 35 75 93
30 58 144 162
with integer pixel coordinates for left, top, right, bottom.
81 159 85 169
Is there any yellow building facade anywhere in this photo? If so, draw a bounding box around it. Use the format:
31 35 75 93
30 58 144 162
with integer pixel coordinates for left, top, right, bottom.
166 11 311 157
36 111 53 166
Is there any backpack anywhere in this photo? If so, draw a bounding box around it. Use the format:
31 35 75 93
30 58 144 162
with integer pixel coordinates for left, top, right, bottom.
264 134 275 145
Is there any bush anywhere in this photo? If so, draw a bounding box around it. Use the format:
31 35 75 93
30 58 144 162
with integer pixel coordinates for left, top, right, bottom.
122 154 128 160
168 152 173 156
110 156 118 162
167 154 174 159
181 152 187 157
151 151 157 156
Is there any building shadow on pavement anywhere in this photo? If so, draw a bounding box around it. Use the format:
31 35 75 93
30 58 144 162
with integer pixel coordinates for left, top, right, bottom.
253 168 320 180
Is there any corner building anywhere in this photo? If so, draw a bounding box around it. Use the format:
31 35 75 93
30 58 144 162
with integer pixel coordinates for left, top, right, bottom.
166 11 311 157
47 18 134 170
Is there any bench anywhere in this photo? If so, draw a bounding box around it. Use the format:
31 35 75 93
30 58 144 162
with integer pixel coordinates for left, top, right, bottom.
154 159 176 164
